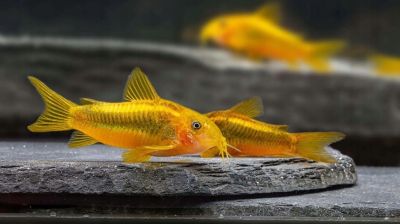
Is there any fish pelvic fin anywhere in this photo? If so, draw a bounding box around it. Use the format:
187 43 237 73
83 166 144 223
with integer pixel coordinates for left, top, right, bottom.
122 144 176 163
123 67 161 101
68 131 98 148
228 96 264 118
294 132 345 163
27 76 76 132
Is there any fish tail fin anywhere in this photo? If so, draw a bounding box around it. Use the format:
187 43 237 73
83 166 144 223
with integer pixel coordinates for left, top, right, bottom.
294 132 345 163
307 40 346 72
27 76 76 132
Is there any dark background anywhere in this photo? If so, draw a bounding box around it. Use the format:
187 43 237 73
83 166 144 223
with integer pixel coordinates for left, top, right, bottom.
1 0 400 55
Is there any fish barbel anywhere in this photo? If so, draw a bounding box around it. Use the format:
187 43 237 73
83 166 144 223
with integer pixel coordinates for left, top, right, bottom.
206 97 344 163
27 68 228 162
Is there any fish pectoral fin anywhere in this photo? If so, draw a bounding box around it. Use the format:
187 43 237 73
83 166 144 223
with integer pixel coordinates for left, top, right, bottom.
200 147 220 158
228 96 264 118
80 97 105 105
122 144 177 163
122 150 152 163
123 67 161 101
68 131 98 148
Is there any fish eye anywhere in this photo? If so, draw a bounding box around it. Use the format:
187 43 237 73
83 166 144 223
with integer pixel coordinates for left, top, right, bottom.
192 121 202 130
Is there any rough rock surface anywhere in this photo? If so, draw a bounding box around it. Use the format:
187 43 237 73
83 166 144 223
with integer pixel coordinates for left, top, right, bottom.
0 166 398 222
196 167 399 219
0 141 356 196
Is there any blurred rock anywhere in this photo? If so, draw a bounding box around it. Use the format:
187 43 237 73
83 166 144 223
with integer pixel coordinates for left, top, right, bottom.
0 36 399 165
0 142 355 196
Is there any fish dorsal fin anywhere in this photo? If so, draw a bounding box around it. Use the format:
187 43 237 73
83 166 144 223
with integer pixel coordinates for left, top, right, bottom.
68 131 98 148
254 2 282 24
123 67 160 101
228 97 264 118
80 98 104 105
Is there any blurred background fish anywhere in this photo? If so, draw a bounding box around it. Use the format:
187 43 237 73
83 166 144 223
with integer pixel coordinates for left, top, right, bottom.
369 54 400 76
200 3 345 72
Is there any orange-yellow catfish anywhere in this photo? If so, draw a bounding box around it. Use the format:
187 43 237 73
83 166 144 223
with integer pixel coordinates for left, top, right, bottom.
206 97 344 163
200 4 345 72
370 54 400 76
27 68 228 162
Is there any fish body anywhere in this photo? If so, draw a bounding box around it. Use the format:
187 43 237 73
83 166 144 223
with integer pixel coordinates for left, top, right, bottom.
200 4 344 72
28 68 228 162
206 97 345 163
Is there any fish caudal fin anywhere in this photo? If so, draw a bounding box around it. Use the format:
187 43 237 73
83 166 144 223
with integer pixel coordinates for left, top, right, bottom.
294 132 345 163
27 76 76 132
307 41 346 72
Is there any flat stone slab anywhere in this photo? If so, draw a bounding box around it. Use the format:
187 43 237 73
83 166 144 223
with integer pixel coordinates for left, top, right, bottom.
0 168 396 221
0 141 356 196
194 167 398 219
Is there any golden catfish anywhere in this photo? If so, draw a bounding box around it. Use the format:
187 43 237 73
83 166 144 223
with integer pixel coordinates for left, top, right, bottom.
206 97 344 163
28 68 228 162
200 3 345 72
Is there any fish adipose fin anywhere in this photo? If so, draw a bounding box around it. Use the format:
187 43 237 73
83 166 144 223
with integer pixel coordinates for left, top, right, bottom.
123 67 161 101
229 96 264 118
272 124 289 131
80 98 104 105
294 132 345 163
68 131 98 148
27 76 76 132
122 144 176 163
